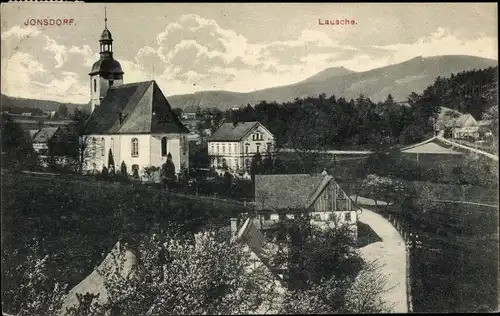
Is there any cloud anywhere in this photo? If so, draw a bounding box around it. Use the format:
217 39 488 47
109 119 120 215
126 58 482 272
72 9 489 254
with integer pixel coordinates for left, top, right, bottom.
372 27 498 64
1 18 497 104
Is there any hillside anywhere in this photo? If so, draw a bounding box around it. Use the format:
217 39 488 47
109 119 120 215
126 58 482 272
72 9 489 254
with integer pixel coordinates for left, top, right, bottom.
167 55 497 110
0 94 88 115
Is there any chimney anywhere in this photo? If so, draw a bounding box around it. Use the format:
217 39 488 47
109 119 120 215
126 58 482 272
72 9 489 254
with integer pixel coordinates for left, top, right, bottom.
230 218 239 236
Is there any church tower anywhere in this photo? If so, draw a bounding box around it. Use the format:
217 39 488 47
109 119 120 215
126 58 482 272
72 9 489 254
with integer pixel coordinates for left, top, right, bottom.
89 8 124 113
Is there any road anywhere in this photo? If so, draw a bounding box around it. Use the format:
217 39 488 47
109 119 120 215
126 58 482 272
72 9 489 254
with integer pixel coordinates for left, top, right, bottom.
357 208 408 313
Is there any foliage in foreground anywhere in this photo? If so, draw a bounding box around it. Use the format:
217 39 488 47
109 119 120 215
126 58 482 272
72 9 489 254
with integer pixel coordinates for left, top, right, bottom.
6 221 394 315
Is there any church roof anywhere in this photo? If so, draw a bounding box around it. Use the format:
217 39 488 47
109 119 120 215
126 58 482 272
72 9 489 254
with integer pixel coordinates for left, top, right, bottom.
89 58 123 77
100 28 112 41
84 81 190 135
208 121 262 142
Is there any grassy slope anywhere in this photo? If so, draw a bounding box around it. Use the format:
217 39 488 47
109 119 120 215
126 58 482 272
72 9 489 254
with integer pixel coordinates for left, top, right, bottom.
1 172 248 312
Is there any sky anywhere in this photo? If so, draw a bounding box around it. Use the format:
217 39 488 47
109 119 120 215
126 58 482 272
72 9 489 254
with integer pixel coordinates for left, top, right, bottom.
0 2 497 104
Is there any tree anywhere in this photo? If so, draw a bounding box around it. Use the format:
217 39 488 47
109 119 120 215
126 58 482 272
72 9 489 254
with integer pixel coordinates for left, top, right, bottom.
66 109 92 173
161 153 176 190
143 165 160 183
250 152 262 191
285 106 329 173
108 149 115 174
269 216 392 314
57 104 69 119
0 115 38 170
120 161 127 175
172 108 183 118
59 230 281 315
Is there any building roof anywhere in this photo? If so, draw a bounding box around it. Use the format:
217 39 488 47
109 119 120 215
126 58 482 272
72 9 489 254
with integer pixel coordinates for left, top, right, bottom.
208 121 262 142
454 113 478 128
254 174 326 211
32 127 60 143
400 137 463 155
28 129 40 139
84 81 190 135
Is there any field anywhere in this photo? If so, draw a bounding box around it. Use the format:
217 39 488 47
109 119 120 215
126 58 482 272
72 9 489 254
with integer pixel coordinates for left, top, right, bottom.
1 171 250 313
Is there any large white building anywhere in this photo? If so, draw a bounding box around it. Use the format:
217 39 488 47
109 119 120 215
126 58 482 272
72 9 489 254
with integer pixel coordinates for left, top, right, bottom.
207 121 275 173
82 13 189 177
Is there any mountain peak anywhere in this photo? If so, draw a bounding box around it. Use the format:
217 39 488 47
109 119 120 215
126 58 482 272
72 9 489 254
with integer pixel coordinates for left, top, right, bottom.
300 66 356 84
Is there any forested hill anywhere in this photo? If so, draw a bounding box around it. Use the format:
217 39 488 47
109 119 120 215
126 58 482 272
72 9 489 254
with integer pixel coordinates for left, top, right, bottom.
167 55 497 111
413 66 498 120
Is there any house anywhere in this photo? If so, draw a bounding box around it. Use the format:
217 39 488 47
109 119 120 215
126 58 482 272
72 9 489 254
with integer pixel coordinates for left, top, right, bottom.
207 121 275 173
452 113 481 139
82 12 190 177
31 127 65 156
181 105 201 120
44 110 58 118
254 173 360 240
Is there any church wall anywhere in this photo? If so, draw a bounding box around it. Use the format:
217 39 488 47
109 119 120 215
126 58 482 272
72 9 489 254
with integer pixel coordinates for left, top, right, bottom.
118 134 151 175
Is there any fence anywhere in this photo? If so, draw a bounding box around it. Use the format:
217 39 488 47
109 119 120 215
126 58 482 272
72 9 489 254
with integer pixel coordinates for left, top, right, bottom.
385 212 414 313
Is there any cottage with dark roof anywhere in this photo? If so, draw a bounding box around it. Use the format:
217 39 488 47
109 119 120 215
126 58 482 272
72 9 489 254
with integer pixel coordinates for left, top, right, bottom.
82 11 189 176
207 121 275 172
254 173 360 239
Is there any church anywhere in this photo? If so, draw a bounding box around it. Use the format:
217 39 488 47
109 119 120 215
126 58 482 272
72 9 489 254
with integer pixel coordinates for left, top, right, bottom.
82 11 190 178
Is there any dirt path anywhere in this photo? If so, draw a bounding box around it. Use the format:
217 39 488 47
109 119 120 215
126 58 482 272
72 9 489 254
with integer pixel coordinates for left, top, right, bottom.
358 208 408 313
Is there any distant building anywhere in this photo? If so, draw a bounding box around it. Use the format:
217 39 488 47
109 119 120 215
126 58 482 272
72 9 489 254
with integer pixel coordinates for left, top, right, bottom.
207 121 275 172
452 113 491 140
254 173 360 240
44 110 58 118
82 11 189 177
32 127 65 156
182 105 201 120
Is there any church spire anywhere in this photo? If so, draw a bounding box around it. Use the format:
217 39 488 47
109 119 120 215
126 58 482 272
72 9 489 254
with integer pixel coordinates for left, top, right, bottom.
104 6 108 29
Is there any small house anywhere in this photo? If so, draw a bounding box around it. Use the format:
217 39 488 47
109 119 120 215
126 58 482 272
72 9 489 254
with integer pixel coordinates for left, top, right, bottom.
254 173 361 240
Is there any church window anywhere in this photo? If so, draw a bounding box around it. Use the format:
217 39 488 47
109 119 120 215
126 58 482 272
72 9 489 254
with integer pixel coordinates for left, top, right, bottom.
245 144 249 154
101 138 105 156
256 144 260 153
222 144 225 154
161 137 168 156
234 144 237 153
91 137 97 157
252 134 255 141
93 79 96 92
131 138 139 157
216 145 219 153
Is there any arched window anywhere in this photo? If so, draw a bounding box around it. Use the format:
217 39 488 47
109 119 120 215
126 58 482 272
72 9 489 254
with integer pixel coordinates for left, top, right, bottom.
216 145 219 153
91 137 97 157
131 138 139 157
222 144 225 154
161 137 168 157
101 138 105 156
234 144 237 153
93 79 96 92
